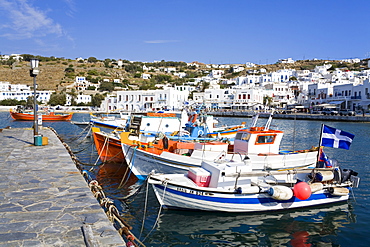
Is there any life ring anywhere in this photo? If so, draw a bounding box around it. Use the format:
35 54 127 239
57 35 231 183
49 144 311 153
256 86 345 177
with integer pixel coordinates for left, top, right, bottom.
197 129 204 137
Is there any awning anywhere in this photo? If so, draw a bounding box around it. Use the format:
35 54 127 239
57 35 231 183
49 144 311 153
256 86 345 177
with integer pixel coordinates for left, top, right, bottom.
329 101 344 105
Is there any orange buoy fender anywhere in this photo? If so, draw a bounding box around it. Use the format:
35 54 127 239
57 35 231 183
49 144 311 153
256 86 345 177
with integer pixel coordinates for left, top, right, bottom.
268 185 293 200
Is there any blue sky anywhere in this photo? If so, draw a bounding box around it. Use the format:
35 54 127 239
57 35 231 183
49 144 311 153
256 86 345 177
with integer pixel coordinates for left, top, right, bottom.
1 0 369 64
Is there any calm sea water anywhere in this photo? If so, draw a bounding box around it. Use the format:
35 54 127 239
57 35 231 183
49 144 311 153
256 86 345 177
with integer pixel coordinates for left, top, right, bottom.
1 112 369 246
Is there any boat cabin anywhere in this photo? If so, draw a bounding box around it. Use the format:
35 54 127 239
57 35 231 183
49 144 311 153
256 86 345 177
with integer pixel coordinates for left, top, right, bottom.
233 128 284 155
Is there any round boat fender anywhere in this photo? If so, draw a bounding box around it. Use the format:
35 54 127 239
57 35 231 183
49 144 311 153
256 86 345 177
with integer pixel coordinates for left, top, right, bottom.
162 136 169 149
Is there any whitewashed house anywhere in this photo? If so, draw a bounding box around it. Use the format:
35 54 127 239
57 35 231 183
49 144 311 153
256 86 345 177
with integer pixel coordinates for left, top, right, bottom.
116 87 189 112
278 58 295 64
209 70 225 78
141 73 151 79
232 65 245 73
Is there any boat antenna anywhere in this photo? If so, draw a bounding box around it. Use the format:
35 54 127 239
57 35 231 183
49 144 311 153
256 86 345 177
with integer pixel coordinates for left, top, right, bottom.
264 111 274 130
315 124 325 167
251 113 259 127
292 113 296 150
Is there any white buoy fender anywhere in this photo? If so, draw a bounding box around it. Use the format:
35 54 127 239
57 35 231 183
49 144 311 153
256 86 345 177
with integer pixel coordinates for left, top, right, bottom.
268 185 293 200
309 183 324 193
315 171 334 182
329 187 350 196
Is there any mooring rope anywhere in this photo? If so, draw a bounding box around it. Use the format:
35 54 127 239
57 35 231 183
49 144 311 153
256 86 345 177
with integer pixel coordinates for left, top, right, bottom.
67 123 92 142
118 146 137 189
139 177 150 239
141 179 167 243
87 179 145 247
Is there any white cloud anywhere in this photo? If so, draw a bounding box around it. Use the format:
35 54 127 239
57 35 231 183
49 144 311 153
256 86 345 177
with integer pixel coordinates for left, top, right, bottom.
0 0 65 39
62 0 76 17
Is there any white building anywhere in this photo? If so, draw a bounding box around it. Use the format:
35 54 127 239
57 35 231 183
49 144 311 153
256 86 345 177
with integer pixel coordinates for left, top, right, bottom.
0 54 23 61
0 89 53 104
245 62 256 68
278 58 295 64
141 73 151 80
209 70 225 78
0 81 30 91
66 93 92 106
99 94 118 112
264 83 296 107
0 81 53 103
74 77 100 91
232 65 245 73
116 87 189 112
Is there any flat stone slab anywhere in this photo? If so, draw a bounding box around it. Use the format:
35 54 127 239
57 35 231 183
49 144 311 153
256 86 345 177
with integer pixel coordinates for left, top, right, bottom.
0 128 125 246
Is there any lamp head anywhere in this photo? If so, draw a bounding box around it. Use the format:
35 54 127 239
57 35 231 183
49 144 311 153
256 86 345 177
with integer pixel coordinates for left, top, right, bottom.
30 59 40 77
30 59 39 69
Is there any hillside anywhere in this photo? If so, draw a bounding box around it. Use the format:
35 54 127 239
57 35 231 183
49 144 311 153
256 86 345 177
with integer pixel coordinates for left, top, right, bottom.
0 58 367 91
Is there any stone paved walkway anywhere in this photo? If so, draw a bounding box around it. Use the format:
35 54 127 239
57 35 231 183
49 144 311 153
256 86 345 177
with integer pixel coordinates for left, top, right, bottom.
0 127 125 247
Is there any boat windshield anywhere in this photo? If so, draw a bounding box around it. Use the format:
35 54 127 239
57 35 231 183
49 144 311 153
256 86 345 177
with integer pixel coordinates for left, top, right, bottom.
235 132 251 142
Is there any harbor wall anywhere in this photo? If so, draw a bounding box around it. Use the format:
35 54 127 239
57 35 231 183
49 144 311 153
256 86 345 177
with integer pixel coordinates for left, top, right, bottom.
209 111 370 123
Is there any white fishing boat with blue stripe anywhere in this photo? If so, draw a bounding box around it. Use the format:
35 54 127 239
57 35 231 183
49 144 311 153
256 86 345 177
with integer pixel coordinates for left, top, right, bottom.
148 159 360 212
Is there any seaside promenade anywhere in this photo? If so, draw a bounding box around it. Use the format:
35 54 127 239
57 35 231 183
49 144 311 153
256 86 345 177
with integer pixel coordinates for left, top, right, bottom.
0 127 125 246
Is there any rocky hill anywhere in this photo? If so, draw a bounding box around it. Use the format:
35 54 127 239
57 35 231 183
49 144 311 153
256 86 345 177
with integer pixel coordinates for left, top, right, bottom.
0 58 367 91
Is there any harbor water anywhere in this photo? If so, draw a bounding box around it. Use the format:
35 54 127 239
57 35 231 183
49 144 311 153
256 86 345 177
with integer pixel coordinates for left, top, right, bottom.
1 112 369 246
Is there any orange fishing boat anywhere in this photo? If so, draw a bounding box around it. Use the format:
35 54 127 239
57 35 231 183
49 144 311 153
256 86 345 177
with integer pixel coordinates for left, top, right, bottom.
9 109 73 121
92 127 125 163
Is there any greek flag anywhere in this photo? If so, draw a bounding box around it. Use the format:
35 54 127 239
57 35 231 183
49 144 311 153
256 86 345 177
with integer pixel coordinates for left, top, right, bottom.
320 125 355 150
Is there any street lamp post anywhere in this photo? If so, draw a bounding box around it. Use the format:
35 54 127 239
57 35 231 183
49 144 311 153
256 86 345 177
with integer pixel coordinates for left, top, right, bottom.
30 59 39 139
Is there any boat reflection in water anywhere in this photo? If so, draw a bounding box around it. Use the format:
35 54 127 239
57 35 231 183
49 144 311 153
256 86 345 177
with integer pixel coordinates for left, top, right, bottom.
143 203 355 246
95 163 138 191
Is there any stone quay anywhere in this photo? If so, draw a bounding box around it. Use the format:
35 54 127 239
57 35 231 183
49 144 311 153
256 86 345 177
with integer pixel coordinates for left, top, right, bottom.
0 127 125 246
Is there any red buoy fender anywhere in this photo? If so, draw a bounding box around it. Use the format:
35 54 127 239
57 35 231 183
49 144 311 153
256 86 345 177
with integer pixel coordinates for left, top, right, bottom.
293 182 311 200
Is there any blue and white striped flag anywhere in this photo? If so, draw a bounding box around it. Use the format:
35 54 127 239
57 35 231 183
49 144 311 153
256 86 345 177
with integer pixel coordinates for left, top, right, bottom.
320 125 355 150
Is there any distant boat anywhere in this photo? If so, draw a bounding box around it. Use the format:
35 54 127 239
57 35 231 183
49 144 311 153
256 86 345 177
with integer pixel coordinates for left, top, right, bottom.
90 112 131 130
9 109 73 121
71 121 91 128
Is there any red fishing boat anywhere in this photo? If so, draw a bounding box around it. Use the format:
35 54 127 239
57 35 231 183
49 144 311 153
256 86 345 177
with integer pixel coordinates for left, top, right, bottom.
9 109 73 121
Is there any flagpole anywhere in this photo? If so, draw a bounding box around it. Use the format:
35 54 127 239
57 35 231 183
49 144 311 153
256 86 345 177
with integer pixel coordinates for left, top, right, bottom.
316 124 324 167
